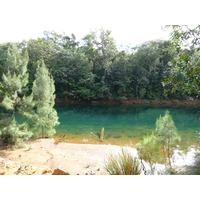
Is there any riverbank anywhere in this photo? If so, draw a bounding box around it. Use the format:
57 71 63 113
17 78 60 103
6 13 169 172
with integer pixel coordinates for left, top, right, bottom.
55 98 200 106
0 138 199 175
0 138 135 175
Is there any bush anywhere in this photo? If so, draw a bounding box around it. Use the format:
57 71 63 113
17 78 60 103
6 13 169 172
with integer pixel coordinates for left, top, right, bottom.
105 148 141 175
136 132 161 174
155 110 181 166
0 119 33 147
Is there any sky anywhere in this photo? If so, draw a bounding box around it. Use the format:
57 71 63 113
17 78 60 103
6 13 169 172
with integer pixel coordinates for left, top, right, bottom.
0 0 199 47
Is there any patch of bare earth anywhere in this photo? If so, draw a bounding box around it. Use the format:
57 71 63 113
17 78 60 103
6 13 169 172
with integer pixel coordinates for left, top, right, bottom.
0 138 126 175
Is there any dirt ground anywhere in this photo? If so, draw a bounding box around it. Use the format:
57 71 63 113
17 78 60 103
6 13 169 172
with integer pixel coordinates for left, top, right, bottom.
0 138 137 175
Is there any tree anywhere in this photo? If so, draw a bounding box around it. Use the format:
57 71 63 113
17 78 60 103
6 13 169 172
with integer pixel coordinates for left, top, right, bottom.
0 44 29 118
0 44 33 145
25 37 54 88
32 60 59 138
163 25 200 98
155 110 180 166
82 29 118 99
128 40 175 99
136 133 160 174
0 43 11 80
51 48 95 100
104 51 130 100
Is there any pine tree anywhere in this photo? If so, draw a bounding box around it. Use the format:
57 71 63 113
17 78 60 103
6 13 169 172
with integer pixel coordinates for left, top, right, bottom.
0 44 33 145
155 110 181 166
136 132 160 174
0 44 29 119
32 60 59 138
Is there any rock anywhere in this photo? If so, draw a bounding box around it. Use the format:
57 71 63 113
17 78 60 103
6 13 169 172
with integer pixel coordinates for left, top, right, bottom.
52 168 70 175
14 165 52 175
0 158 6 175
42 169 53 175
88 169 95 175
0 158 52 175
5 161 21 175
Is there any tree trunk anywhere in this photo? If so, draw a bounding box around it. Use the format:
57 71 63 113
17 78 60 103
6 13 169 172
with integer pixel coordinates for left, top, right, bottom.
11 103 16 120
42 126 44 138
11 110 15 120
167 139 172 167
136 86 139 99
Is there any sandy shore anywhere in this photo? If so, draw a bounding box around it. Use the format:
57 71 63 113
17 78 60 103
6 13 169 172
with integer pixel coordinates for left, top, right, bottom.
0 138 137 175
0 138 198 175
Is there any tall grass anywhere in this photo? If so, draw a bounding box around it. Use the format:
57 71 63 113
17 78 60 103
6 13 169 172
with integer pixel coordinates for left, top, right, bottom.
105 148 141 175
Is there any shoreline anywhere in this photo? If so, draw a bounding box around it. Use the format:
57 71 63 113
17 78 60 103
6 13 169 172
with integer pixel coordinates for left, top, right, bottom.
0 138 199 175
55 98 200 106
0 138 130 175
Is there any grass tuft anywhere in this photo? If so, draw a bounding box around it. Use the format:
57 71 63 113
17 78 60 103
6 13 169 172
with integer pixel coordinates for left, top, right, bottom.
105 148 141 175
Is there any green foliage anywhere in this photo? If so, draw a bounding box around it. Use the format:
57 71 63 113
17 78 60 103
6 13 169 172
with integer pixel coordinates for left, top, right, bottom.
163 25 200 98
0 29 197 101
128 40 175 99
0 119 33 146
155 110 181 166
7 33 174 100
136 132 160 173
32 60 59 138
25 37 55 91
0 45 33 146
0 44 60 146
0 44 29 114
105 148 141 175
0 43 11 81
15 140 26 148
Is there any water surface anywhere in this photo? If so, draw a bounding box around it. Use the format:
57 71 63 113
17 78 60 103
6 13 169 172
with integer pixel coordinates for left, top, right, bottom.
55 104 200 147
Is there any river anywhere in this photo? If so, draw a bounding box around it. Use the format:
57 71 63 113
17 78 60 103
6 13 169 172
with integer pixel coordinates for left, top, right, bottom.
55 104 200 149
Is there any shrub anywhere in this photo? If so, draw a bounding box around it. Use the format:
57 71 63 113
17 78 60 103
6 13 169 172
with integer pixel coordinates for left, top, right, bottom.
155 110 181 166
136 132 160 174
105 148 141 175
0 119 33 147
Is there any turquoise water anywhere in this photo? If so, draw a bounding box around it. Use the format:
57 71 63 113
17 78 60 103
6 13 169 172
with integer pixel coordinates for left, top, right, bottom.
3 104 199 146
55 104 200 145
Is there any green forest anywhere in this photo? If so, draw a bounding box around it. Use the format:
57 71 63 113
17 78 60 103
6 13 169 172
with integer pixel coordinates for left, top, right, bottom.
0 26 199 102
0 25 199 176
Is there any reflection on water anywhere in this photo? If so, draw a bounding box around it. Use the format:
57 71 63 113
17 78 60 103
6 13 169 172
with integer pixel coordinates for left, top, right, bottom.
55 104 200 148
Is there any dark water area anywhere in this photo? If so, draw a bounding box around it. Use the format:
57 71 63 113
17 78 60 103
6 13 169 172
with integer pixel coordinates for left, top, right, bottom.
55 104 200 147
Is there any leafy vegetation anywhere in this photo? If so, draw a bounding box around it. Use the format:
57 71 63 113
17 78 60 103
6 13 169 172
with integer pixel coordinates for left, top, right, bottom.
0 28 198 102
163 25 200 98
0 45 59 146
0 26 199 174
31 60 59 138
0 45 33 146
135 110 181 174
155 110 180 166
136 133 160 174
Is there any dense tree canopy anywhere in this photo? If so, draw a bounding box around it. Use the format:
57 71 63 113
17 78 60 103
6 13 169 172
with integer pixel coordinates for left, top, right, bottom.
0 28 198 102
163 25 200 98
